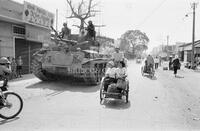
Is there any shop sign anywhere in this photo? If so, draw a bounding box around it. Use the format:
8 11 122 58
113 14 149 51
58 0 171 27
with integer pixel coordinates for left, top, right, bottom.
23 1 54 28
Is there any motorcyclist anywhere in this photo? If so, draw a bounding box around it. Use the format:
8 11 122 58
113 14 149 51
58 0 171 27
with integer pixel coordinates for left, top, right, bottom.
0 57 12 91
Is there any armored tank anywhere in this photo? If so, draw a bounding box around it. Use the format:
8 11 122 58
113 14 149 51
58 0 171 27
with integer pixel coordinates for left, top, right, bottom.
31 27 110 85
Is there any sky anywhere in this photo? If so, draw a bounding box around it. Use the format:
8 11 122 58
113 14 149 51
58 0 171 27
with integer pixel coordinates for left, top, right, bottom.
14 0 200 52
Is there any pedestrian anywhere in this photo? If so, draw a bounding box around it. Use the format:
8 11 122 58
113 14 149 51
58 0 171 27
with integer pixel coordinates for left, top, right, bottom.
11 57 17 79
172 55 180 77
154 56 159 69
16 56 23 77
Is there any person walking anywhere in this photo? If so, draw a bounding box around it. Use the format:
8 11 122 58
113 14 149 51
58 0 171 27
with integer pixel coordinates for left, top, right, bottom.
11 57 17 79
16 56 23 78
172 55 180 77
154 56 159 69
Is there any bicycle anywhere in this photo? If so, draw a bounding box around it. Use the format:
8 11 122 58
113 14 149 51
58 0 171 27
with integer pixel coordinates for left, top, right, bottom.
0 80 23 120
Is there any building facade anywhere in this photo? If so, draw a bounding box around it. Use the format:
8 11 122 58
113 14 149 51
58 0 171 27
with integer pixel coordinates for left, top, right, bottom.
0 0 54 74
178 40 200 63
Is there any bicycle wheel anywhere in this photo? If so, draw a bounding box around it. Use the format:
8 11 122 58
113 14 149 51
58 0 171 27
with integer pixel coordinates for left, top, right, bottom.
0 92 23 119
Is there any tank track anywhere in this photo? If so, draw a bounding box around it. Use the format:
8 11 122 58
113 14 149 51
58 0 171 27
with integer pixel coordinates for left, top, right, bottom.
31 54 56 81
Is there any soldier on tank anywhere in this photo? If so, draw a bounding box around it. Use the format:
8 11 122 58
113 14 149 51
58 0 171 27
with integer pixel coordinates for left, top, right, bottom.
60 22 71 39
86 20 96 40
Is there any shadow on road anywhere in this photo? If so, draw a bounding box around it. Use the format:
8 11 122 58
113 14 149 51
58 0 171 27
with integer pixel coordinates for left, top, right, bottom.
25 81 100 93
103 100 131 110
143 75 157 80
10 74 35 82
0 117 19 125
175 75 184 78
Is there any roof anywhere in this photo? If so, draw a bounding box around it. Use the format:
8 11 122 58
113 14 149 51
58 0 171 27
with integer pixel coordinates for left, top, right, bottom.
179 40 200 48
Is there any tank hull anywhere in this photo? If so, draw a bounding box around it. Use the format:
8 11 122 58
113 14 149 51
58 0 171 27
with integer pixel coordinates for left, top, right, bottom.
31 50 109 85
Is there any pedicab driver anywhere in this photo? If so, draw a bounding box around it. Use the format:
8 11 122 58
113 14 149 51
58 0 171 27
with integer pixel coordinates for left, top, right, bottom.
146 54 154 71
112 47 128 67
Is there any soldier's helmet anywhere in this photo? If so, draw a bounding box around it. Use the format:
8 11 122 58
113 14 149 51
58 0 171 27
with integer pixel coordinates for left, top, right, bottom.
0 57 10 64
88 20 92 24
63 22 67 26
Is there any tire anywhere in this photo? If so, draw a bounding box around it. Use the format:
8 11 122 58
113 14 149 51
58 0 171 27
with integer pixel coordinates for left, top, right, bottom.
0 92 23 120
100 89 103 104
125 84 129 103
141 67 144 76
100 81 104 104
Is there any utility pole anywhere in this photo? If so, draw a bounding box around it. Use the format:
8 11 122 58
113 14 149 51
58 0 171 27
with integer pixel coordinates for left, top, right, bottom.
56 9 58 31
167 35 169 60
191 2 197 69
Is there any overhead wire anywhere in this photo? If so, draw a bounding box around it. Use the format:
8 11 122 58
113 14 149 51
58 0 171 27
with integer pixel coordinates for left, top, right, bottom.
136 0 168 28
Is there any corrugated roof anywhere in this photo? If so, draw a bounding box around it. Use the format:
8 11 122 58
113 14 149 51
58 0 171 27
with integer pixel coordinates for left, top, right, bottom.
179 40 200 47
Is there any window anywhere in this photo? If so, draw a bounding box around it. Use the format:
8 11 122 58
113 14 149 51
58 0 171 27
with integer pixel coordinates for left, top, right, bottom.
13 25 25 35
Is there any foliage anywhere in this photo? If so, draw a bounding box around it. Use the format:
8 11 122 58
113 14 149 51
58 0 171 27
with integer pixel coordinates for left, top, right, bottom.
96 36 115 54
119 30 149 58
66 0 99 31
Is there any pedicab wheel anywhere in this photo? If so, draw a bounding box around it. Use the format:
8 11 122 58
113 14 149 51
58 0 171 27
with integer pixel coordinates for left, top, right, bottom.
100 89 103 104
0 92 23 120
125 84 129 103
141 67 144 76
100 85 104 104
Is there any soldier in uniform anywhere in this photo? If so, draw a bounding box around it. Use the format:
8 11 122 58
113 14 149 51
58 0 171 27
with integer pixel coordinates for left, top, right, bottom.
86 20 96 40
60 22 71 39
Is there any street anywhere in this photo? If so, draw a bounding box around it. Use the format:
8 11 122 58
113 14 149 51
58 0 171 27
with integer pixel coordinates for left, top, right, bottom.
1 60 200 131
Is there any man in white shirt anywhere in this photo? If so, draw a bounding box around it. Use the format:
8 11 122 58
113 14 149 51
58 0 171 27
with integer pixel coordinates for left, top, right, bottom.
154 56 159 69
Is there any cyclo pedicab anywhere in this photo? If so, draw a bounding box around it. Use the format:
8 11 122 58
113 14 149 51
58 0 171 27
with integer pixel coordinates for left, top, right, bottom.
141 58 155 78
100 59 129 104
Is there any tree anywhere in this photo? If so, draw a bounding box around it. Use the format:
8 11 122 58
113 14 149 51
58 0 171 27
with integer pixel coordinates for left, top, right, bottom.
120 30 149 58
65 0 100 31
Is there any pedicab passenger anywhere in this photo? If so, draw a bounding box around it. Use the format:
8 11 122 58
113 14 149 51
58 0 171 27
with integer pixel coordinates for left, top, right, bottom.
103 61 118 91
107 61 127 93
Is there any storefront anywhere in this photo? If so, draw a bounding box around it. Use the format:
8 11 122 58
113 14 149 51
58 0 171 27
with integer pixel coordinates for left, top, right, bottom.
0 0 54 74
178 40 200 63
